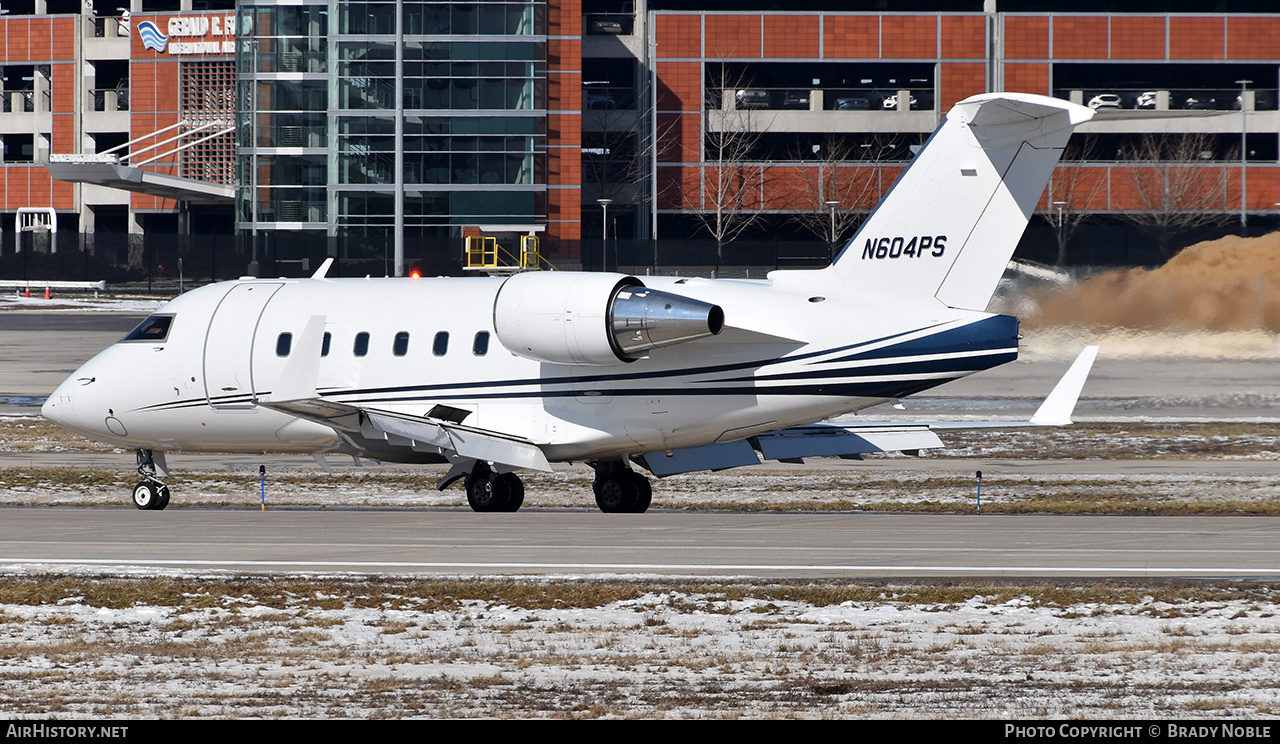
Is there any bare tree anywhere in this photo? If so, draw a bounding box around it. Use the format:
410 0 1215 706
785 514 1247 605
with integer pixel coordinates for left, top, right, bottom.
786 134 906 257
1118 132 1235 258
1038 135 1107 266
581 84 681 234
679 60 770 265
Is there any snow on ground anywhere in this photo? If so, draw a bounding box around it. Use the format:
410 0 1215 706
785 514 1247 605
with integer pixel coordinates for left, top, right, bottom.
0 576 1277 718
0 293 167 315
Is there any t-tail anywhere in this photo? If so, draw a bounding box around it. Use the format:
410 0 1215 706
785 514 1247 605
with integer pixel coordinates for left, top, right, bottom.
772 93 1094 311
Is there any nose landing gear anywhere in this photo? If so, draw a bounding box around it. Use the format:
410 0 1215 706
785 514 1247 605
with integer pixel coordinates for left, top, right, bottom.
133 449 170 511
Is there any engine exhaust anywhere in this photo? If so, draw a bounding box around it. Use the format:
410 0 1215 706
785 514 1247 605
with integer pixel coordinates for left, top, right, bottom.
608 286 724 361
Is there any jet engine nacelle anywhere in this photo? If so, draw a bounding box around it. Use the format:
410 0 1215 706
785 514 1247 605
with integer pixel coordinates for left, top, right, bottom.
493 272 725 366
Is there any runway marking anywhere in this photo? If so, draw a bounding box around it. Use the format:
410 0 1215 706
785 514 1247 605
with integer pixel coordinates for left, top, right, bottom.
1 557 1278 575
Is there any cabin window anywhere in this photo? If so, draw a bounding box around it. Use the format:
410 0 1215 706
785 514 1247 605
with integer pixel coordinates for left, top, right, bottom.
276 332 293 357
433 331 449 357
473 331 490 356
121 315 173 342
321 332 331 357
354 332 370 357
393 331 410 357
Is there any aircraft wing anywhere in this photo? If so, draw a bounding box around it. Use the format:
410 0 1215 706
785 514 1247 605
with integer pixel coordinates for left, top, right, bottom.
263 396 553 477
637 346 1098 477
259 313 551 481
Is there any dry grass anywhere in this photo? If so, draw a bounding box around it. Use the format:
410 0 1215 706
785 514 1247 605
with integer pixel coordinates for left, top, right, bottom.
0 574 1262 718
0 575 1269 613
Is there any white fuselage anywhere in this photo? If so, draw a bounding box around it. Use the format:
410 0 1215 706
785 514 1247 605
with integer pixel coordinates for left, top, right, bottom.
42 273 1017 464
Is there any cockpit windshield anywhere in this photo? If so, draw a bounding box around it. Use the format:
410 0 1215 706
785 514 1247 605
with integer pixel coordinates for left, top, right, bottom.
121 315 174 342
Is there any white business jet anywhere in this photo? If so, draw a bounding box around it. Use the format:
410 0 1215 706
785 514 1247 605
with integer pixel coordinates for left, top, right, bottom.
43 92 1099 513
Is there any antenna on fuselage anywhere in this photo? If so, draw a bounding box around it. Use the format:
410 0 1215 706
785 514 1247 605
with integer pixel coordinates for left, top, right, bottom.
311 257 334 280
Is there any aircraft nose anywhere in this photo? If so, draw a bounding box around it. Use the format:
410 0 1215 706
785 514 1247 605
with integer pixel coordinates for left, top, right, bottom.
42 376 80 428
42 371 112 441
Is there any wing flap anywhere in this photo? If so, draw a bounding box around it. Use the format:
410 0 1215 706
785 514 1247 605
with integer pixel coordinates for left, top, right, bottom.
362 410 552 472
260 398 552 472
638 440 760 477
755 425 943 461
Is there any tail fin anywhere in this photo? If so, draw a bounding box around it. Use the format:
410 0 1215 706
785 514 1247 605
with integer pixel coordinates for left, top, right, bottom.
772 93 1093 311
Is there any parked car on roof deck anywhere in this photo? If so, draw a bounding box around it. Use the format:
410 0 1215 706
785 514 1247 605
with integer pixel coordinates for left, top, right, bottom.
834 95 872 110
781 90 809 109
1182 96 1218 110
734 89 770 109
1087 94 1122 110
882 93 919 110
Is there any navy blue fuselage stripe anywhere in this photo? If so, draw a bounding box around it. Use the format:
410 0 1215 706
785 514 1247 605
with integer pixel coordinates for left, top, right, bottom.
719 351 1016 384
827 315 1018 364
134 372 970 414
336 378 958 403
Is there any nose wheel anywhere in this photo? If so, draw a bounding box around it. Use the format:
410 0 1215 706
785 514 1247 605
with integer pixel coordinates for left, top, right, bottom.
133 449 171 511
132 481 170 510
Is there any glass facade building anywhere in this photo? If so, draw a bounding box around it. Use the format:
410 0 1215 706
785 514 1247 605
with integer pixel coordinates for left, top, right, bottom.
237 0 549 263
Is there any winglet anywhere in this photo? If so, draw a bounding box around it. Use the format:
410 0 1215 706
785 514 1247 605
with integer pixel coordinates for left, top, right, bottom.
1029 345 1099 426
311 257 335 280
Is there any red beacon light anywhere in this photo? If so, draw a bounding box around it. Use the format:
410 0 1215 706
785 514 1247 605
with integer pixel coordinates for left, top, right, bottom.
409 270 422 279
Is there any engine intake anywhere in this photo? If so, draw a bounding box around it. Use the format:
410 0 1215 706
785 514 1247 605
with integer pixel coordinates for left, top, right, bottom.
493 272 724 366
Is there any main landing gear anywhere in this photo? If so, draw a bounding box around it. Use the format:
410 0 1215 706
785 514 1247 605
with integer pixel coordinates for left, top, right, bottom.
592 461 652 514
132 449 170 511
464 462 525 513
460 460 653 513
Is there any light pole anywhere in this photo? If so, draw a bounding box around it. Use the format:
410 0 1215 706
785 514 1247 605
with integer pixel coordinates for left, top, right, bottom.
1236 79 1252 231
249 38 259 276
1053 200 1067 265
825 200 839 261
597 198 612 270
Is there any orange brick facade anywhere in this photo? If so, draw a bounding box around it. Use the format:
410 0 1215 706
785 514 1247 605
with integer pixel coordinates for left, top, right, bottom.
546 0 581 245
0 12 228 216
1 8 1277 242
652 10 1280 222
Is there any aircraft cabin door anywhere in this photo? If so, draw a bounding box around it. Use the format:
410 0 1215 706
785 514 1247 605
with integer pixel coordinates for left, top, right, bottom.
203 282 284 409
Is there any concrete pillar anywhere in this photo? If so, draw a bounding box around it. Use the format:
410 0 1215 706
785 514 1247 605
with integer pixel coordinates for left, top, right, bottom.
126 211 144 269
33 68 49 113
1156 90 1170 110
809 89 823 111
897 89 910 112
1069 90 1084 106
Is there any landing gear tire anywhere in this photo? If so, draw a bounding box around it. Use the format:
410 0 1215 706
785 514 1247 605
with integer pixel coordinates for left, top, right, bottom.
133 449 170 511
588 466 650 514
626 472 652 513
466 470 523 513
594 472 640 513
494 473 524 512
132 481 161 510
